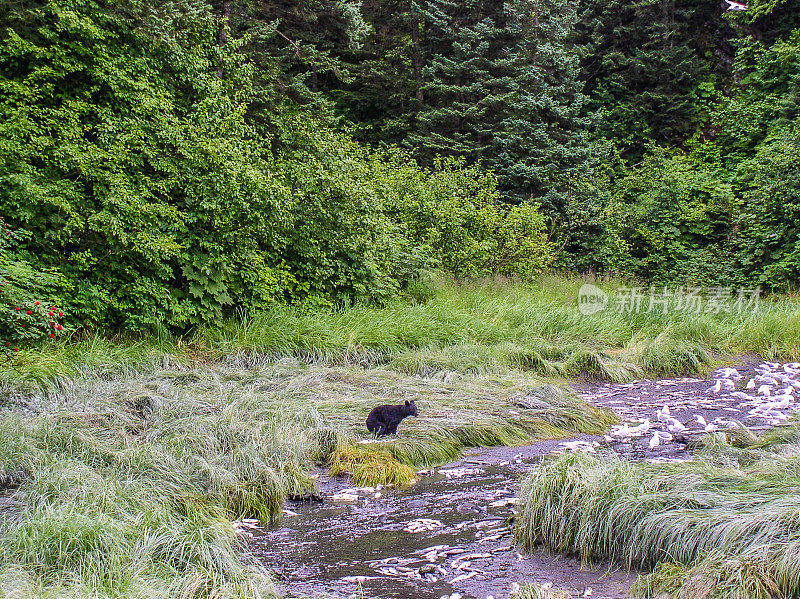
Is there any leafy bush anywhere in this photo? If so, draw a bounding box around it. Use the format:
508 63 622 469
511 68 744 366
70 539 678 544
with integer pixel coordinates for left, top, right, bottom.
0 218 66 356
383 156 554 279
735 122 800 291
582 149 734 284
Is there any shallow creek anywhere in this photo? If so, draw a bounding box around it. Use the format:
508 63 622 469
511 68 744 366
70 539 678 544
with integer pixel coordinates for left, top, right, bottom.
250 440 633 599
248 362 799 599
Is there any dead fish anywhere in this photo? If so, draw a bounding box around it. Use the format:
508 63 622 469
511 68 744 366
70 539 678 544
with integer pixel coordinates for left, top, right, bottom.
404 518 444 533
231 519 260 532
462 552 492 560
341 575 378 583
489 497 520 507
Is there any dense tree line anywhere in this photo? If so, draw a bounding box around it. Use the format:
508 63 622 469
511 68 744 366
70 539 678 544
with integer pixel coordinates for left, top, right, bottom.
1 0 798 337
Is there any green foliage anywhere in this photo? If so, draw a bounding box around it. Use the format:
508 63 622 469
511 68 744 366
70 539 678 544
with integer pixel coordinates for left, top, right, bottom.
575 0 708 158
735 122 800 290
713 32 800 161
0 0 551 333
492 0 594 210
0 218 67 355
385 156 554 278
405 0 594 209
0 1 290 330
588 149 735 284
1 0 799 326
578 26 800 289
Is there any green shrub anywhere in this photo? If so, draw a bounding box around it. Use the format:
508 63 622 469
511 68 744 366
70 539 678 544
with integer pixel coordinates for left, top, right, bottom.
0 218 67 355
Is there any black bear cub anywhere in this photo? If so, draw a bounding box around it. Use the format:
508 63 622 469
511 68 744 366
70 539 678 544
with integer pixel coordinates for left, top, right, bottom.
366 400 418 436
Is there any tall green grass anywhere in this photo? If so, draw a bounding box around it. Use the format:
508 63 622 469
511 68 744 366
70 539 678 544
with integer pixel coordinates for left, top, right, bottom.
5 276 799 391
514 421 800 599
201 275 800 381
0 368 320 598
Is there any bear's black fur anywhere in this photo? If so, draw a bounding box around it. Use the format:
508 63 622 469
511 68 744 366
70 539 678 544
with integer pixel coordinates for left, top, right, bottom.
366 400 418 436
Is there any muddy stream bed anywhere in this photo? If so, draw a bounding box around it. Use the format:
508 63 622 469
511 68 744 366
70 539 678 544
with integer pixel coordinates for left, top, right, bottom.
247 362 798 599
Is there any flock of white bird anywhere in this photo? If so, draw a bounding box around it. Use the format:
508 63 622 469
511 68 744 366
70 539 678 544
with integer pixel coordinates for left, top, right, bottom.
604 362 800 450
731 362 800 423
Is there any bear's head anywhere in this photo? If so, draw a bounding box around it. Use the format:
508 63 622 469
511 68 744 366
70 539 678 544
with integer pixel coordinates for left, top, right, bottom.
404 400 418 417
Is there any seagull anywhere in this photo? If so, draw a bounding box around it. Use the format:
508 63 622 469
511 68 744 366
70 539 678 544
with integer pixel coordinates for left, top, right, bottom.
746 379 756 389
716 367 743 379
611 424 633 438
720 379 735 391
695 415 707 426
649 432 661 449
773 395 792 410
707 380 722 394
705 423 719 432
667 418 686 433
730 391 754 400
656 406 671 422
758 384 772 397
629 420 651 435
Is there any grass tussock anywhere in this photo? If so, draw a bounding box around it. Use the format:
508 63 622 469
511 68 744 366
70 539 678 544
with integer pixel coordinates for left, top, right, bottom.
514 420 800 599
329 446 418 486
513 582 573 599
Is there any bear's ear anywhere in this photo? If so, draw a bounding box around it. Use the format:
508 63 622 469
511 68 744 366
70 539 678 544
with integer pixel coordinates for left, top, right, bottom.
404 400 410 406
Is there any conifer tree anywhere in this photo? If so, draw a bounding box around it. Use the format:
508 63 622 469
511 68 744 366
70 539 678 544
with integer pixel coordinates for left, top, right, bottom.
405 0 592 210
491 0 593 208
575 0 706 158
405 0 511 163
